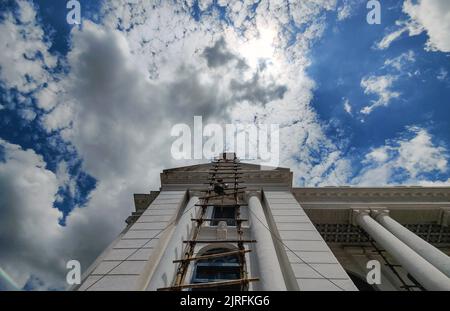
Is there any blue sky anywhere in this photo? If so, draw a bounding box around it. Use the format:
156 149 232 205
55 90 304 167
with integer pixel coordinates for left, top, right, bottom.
0 0 449 290
307 2 450 179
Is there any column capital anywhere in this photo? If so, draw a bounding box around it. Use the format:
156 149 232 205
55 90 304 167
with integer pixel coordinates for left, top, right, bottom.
440 207 450 227
370 208 390 220
350 208 370 226
245 190 261 201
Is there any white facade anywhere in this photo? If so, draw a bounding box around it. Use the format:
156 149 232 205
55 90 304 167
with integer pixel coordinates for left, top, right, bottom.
74 162 450 291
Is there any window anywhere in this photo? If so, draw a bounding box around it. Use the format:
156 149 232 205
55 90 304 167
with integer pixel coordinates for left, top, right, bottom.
210 206 236 226
191 248 241 291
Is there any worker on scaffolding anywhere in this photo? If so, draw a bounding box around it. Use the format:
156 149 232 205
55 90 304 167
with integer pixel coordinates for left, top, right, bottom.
213 178 228 196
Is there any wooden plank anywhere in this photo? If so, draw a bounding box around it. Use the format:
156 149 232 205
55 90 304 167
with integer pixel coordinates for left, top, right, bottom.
210 170 240 171
191 218 248 222
183 239 257 244
208 172 243 175
173 249 251 263
194 203 248 207
199 191 245 200
157 277 259 291
204 178 243 181
200 187 246 192
203 180 243 184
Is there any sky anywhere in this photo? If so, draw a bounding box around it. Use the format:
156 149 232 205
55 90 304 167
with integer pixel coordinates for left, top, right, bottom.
0 0 449 290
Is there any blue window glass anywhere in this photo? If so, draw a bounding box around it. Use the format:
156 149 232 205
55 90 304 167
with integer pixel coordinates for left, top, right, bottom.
191 248 241 291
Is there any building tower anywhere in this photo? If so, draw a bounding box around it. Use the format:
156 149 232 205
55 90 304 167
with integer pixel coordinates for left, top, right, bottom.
74 153 450 291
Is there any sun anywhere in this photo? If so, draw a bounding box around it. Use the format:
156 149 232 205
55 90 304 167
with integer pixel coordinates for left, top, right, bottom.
239 26 277 69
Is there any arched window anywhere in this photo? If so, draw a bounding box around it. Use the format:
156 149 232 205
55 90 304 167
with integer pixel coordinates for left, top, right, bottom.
191 248 241 291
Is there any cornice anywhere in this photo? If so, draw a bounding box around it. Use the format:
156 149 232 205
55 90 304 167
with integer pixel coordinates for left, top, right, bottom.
161 170 293 185
293 187 450 202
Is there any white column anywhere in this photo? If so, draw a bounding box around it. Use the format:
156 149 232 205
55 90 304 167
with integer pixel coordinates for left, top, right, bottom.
146 196 199 290
373 210 450 278
248 194 286 290
354 210 450 291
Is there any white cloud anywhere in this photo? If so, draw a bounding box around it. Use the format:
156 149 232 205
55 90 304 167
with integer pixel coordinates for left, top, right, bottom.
403 0 450 52
0 139 63 287
375 25 408 50
353 127 448 185
18 108 37 121
337 5 351 21
55 161 76 199
396 127 447 178
364 146 390 163
376 0 450 52
0 0 57 93
437 68 448 81
41 103 73 132
337 0 359 21
384 50 415 71
16 0 36 23
35 85 60 111
198 0 213 11
343 98 352 115
360 75 400 114
0 136 148 289
416 178 450 186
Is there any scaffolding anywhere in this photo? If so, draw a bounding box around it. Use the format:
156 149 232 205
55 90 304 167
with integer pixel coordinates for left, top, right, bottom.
158 153 259 291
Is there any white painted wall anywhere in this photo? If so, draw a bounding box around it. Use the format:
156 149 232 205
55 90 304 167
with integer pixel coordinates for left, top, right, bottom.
78 191 187 291
146 195 199 290
263 191 358 291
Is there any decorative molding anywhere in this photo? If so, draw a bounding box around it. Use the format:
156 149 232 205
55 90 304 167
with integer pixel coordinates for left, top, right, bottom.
349 208 370 226
441 208 450 227
161 170 292 186
293 187 450 202
315 223 450 245
370 208 390 220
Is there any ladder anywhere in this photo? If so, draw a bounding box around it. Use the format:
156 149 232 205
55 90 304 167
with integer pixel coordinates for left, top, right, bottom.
158 153 258 290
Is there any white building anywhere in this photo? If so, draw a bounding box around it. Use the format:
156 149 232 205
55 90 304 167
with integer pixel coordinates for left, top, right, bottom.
74 154 450 291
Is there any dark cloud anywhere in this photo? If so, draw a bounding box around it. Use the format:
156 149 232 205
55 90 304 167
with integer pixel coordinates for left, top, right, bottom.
201 37 248 71
230 72 288 104
202 37 236 68
163 65 230 121
202 38 287 105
